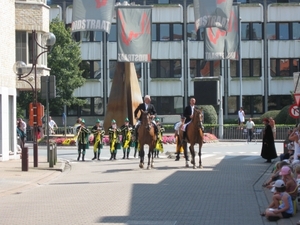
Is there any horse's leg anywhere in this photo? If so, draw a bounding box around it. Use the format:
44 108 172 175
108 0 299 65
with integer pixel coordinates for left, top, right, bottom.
139 145 144 169
183 141 189 168
150 146 155 169
147 148 152 170
189 145 196 169
198 142 203 169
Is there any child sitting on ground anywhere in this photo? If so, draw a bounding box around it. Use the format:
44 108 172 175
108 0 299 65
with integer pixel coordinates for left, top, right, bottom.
262 161 290 189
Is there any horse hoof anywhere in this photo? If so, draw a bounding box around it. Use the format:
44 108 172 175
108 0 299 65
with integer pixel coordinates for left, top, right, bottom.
193 165 196 169
151 164 154 168
185 163 189 168
198 165 203 169
139 163 144 169
147 166 150 170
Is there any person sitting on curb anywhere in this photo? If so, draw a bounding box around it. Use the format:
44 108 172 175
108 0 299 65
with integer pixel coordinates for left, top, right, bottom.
261 179 293 221
262 161 290 189
280 166 298 200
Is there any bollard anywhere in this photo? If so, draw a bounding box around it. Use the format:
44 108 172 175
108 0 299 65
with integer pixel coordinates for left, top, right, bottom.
22 147 28 171
49 144 53 168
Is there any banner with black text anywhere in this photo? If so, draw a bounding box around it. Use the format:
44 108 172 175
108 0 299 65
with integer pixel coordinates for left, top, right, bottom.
117 6 152 63
194 0 233 31
72 0 116 33
204 5 239 60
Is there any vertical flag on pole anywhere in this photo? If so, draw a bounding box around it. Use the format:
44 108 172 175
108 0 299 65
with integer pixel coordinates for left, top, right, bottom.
72 0 116 33
117 6 152 63
193 0 233 31
204 5 239 60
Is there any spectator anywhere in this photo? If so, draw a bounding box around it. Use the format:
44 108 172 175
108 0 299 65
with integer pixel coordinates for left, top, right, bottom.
49 116 58 134
174 115 185 161
269 117 276 140
280 142 294 161
238 107 245 130
245 118 255 142
260 118 277 163
261 179 293 221
154 118 165 158
280 166 298 200
17 119 26 148
289 124 300 162
262 161 290 189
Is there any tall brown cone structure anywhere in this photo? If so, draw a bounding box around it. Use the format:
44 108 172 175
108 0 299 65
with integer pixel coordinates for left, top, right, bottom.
103 62 143 131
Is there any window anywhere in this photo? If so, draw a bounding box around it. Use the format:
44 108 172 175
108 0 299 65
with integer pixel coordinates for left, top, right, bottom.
67 97 104 116
151 96 183 114
187 23 204 41
173 24 183 41
158 0 170 3
267 23 276 40
268 95 293 111
270 58 299 77
108 24 117 42
93 31 103 42
292 22 300 39
152 24 157 41
230 59 261 77
150 60 182 78
241 22 262 40
80 61 102 79
278 23 289 40
16 31 27 62
160 24 170 41
227 95 263 115
190 60 221 77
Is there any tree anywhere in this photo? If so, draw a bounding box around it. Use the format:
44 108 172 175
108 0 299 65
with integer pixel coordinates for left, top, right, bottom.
17 19 86 117
47 18 85 115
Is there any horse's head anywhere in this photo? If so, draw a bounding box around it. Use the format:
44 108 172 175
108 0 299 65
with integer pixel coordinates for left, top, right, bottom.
192 108 202 123
140 110 151 125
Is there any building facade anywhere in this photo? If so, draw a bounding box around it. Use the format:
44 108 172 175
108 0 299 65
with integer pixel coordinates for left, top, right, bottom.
0 0 51 161
47 0 300 125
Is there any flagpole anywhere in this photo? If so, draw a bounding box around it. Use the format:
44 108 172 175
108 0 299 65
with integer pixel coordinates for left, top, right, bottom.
238 5 242 108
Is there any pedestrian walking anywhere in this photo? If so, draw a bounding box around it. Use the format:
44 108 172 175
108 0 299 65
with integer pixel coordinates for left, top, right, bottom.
91 119 105 160
120 118 133 159
260 118 277 163
76 119 90 161
245 118 255 142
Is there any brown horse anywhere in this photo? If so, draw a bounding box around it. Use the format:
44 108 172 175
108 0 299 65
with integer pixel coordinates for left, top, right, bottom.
137 110 157 169
177 108 204 169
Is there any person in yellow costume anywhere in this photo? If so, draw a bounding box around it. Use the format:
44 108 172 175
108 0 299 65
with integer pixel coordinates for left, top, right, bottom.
154 118 165 158
108 119 121 160
91 119 105 160
120 118 134 159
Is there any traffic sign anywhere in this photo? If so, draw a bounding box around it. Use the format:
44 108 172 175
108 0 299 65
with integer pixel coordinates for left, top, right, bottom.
294 93 300 106
289 104 300 119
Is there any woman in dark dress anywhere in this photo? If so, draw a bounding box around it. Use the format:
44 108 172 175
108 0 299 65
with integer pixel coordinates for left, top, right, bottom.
261 118 277 163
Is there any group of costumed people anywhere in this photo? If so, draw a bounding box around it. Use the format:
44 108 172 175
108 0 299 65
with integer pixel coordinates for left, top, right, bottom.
73 115 165 162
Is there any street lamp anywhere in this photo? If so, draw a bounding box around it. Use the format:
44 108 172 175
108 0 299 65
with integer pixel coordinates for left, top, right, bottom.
13 30 56 168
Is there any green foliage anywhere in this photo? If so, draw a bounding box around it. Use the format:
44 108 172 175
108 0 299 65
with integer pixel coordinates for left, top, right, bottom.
260 110 280 120
47 18 86 114
17 91 32 119
274 105 298 125
199 105 218 124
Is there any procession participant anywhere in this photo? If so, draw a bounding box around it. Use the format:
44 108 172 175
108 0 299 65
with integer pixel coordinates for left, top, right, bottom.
174 115 186 161
134 95 158 141
120 118 133 159
91 119 105 160
108 119 121 160
76 119 90 161
182 98 197 142
154 118 165 158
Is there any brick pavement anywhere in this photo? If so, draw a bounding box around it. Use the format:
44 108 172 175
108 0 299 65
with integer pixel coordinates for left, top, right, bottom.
0 142 300 225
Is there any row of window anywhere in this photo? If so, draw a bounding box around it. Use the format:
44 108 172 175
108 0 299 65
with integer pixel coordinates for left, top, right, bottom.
80 58 299 79
60 95 292 117
72 22 300 43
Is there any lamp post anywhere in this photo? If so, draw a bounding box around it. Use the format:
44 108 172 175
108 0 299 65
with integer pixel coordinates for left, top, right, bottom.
13 30 56 168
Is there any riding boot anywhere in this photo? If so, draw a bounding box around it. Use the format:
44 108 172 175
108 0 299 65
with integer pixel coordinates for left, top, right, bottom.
110 152 113 160
113 152 116 160
92 152 97 160
97 151 100 160
77 152 81 161
175 152 180 161
82 154 85 161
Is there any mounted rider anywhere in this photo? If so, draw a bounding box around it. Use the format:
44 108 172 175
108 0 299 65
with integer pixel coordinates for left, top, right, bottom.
134 95 158 141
